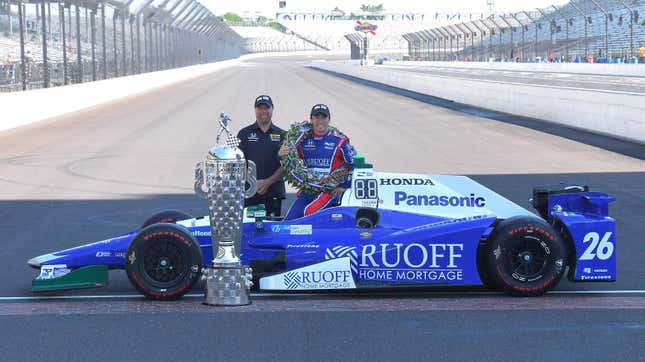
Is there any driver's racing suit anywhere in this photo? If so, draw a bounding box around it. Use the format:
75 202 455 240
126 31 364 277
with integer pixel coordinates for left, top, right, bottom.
284 130 354 220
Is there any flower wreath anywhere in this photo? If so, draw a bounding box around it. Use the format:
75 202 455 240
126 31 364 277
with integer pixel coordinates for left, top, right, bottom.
280 121 354 195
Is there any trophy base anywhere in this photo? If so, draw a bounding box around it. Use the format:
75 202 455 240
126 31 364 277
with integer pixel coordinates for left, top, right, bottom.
203 266 252 306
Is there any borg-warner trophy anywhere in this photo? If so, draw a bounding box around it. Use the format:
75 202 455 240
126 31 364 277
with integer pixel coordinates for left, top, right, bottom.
194 113 257 306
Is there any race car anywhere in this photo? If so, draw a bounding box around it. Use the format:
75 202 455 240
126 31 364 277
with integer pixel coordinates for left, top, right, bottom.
27 159 617 299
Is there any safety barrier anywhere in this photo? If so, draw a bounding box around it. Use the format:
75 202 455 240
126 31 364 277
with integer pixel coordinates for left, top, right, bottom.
312 61 645 144
383 60 645 77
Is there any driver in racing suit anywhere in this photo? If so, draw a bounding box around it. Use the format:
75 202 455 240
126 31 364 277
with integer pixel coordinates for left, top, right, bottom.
282 104 354 220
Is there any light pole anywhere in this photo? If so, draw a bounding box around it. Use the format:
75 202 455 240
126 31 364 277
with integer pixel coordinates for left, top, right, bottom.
588 0 609 59
436 27 451 60
550 5 570 61
511 12 526 61
470 20 487 61
568 1 588 58
428 29 442 61
536 7 556 59
489 16 506 60
498 15 517 60
522 11 539 59
614 0 635 59
457 23 475 61
479 19 496 60
448 24 464 60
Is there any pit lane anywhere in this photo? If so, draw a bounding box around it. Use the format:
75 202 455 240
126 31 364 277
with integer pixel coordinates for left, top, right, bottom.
1 54 644 360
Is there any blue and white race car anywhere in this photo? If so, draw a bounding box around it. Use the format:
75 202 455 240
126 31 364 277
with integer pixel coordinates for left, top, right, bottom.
28 163 617 299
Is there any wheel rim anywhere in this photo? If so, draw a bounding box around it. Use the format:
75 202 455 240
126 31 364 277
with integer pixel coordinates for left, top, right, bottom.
508 238 548 279
141 238 188 286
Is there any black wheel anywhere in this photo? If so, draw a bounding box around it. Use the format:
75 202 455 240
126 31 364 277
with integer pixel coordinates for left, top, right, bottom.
126 223 202 300
484 216 567 297
140 210 193 229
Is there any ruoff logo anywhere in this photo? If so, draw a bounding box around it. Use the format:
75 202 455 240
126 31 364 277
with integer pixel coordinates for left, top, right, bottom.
284 271 301 290
282 270 352 289
325 246 358 274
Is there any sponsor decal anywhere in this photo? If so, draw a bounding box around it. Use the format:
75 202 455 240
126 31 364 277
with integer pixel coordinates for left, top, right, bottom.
380 178 434 186
394 191 486 207
248 132 258 142
38 264 70 280
305 158 331 168
360 232 372 238
324 141 335 150
361 199 378 208
580 267 609 279
325 243 465 282
270 133 281 142
192 229 212 237
355 20 377 35
271 224 313 235
95 251 111 257
287 244 319 249
303 139 315 150
356 171 374 177
579 275 613 281
290 225 312 235
325 246 359 274
259 258 356 290
331 213 343 221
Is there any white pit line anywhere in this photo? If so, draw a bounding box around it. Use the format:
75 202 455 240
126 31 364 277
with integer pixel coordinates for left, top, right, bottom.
1 290 645 301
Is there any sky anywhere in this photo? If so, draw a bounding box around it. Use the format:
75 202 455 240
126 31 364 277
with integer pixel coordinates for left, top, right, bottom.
201 0 571 18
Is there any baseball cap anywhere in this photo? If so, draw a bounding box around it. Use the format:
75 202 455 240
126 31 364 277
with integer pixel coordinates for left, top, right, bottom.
310 104 330 117
254 95 273 108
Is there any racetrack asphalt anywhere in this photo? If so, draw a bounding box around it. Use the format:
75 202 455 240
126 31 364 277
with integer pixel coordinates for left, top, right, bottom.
1 54 645 361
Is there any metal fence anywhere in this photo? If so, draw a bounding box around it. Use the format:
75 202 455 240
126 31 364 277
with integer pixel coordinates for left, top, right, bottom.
0 0 244 92
403 0 645 63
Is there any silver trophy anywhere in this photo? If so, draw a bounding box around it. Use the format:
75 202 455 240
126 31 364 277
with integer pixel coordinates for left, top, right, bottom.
195 113 257 306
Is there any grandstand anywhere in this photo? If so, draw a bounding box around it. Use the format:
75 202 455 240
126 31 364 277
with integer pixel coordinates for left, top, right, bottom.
403 0 645 63
230 25 320 52
0 0 244 92
278 12 488 53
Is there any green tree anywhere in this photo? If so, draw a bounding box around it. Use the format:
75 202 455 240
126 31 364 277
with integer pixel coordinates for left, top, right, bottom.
267 22 285 32
222 12 243 24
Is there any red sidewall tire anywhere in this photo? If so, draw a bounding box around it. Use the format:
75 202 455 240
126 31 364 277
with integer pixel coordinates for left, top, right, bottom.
486 216 567 297
126 223 202 300
140 210 193 229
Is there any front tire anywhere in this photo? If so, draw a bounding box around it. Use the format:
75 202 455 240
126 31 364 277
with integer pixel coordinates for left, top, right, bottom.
140 210 193 229
126 223 202 300
484 216 567 297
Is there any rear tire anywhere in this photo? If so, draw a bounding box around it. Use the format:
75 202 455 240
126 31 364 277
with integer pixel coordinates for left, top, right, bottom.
126 223 202 300
484 216 567 297
140 210 193 229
